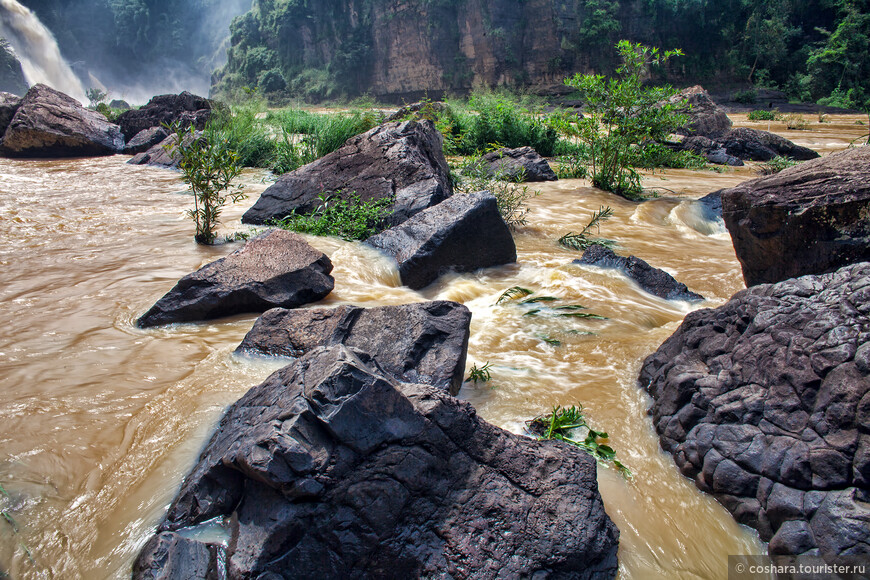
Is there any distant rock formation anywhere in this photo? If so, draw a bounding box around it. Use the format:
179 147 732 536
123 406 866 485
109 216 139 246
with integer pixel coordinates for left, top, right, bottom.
0 38 27 96
720 146 870 287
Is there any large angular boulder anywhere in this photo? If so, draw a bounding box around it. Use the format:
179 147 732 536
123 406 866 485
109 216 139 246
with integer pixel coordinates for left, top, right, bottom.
123 126 169 155
0 91 21 137
471 146 558 182
366 191 517 290
134 345 620 579
115 91 213 141
242 120 452 228
719 127 819 162
574 245 704 302
639 263 870 556
0 84 123 157
236 301 471 395
720 146 870 287
671 86 733 139
137 230 334 328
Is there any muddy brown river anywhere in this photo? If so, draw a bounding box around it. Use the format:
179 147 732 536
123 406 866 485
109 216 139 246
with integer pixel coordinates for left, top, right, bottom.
0 115 866 578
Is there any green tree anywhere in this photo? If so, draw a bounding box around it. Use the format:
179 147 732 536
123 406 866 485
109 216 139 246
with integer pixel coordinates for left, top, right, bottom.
561 40 687 200
806 0 870 108
167 124 247 245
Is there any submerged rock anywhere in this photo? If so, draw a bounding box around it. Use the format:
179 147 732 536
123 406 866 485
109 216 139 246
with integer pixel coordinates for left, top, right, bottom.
116 91 213 141
639 263 870 556
366 191 517 290
123 126 169 155
237 301 471 395
720 146 870 287
574 245 704 302
0 84 123 157
135 345 620 579
137 230 333 328
472 146 558 182
242 120 452 228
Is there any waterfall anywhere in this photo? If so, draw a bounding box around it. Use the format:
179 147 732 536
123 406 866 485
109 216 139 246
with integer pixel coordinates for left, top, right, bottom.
0 0 86 101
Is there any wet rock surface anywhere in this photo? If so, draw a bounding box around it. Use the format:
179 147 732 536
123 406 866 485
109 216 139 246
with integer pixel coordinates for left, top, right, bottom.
719 127 820 162
639 263 870 555
720 146 870 287
575 245 704 302
123 126 169 155
135 345 620 579
472 146 557 182
127 130 202 168
137 230 334 328
237 301 471 395
0 84 123 157
366 191 517 290
242 120 452 228
116 91 213 141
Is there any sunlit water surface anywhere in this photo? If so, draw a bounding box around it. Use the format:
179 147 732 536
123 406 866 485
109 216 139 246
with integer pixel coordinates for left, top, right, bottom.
0 115 865 579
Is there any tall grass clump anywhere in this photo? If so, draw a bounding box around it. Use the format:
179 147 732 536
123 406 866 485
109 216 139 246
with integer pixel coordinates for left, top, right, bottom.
207 105 277 169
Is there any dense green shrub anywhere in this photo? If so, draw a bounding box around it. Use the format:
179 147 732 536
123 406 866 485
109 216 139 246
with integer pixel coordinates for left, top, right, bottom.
747 109 780 121
270 193 392 241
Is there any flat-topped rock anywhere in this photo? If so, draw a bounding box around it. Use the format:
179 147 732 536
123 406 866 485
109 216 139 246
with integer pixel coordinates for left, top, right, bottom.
472 146 557 182
236 301 471 395
137 230 333 327
720 127 819 162
0 84 123 157
366 191 517 290
575 245 704 302
639 263 870 556
134 345 620 579
720 146 870 286
242 120 452 228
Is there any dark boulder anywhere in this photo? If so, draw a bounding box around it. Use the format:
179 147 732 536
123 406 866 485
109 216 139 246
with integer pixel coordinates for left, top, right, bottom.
697 191 723 221
109 99 131 111
671 86 733 139
132 532 221 580
574 245 704 302
720 127 819 162
639 263 870 555
128 130 201 169
123 126 169 155
0 84 123 157
242 120 452 228
720 146 870 287
0 91 21 137
135 345 620 579
236 301 471 395
116 91 213 141
471 146 557 182
680 136 744 166
366 191 517 290
137 230 334 328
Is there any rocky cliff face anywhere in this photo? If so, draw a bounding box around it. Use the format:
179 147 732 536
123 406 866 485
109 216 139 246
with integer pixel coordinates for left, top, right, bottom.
214 0 646 101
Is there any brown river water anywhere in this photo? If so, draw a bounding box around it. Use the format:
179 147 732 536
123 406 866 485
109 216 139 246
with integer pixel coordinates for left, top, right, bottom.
0 115 866 579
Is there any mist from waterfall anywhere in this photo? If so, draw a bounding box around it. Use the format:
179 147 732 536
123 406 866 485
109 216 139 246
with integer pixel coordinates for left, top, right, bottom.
0 0 86 101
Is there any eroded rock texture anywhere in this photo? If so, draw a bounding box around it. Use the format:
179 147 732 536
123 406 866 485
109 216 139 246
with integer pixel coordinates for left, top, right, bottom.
137 230 333 327
134 345 620 579
0 84 123 157
639 263 870 556
116 91 213 141
236 301 471 395
242 120 452 229
366 191 517 290
721 146 870 287
672 85 733 139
